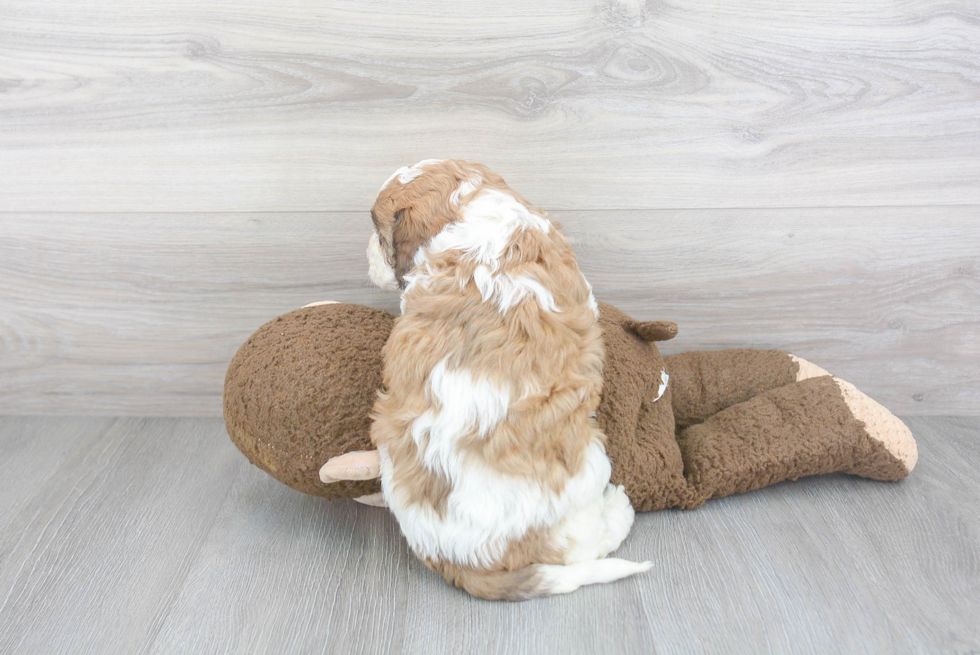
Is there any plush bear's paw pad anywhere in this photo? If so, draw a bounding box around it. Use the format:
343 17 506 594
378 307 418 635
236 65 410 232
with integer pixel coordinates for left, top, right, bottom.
790 354 832 381
354 492 388 507
834 377 918 473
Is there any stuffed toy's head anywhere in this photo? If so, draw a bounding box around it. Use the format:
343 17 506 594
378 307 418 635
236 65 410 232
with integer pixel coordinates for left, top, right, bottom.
224 303 390 500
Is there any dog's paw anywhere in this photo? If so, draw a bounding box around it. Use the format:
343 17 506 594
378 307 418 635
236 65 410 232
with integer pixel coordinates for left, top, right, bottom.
599 484 636 556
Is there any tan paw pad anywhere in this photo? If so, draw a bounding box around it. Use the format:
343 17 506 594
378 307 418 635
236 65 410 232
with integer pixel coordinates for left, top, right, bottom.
834 378 918 473
790 354 832 381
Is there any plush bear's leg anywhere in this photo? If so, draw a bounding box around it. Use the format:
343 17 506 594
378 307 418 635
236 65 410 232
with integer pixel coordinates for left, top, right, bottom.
664 349 831 430
671 376 917 509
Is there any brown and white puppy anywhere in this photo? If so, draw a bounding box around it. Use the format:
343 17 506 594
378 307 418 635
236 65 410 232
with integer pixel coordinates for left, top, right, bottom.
366 160 650 601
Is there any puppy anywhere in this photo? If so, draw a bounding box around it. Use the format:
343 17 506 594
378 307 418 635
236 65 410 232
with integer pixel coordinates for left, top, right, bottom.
366 159 650 600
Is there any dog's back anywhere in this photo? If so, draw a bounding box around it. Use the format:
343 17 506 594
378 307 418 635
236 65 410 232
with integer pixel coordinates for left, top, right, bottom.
367 160 650 599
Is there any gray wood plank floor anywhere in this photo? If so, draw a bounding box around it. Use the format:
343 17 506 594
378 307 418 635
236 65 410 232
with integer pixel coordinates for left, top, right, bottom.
0 416 976 654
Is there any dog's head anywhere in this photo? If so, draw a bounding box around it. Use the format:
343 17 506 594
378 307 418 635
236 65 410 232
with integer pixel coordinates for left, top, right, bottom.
367 159 507 290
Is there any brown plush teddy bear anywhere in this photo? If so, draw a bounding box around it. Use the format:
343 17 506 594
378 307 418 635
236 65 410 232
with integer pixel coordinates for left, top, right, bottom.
224 301 917 512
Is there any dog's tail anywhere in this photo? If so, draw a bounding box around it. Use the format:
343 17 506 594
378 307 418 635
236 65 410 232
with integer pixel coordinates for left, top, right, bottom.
435 558 652 601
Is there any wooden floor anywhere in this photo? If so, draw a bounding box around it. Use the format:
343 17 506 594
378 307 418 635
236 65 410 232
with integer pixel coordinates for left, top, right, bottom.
0 416 977 654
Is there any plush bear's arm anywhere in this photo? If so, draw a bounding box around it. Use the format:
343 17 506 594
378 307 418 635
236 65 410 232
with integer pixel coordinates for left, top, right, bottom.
320 451 386 507
319 450 381 483
351 492 387 507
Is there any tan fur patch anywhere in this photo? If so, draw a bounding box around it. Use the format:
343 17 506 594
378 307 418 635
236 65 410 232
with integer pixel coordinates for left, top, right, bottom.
424 559 546 602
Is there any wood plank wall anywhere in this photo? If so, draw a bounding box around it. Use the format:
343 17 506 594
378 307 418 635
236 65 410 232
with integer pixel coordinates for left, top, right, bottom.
1 0 978 415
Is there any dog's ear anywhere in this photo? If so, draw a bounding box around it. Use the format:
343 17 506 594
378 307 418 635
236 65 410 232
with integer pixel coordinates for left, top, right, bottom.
371 189 409 285
391 205 435 284
373 176 456 287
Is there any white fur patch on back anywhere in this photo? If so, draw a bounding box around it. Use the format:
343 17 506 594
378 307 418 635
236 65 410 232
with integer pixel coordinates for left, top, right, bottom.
380 437 614 569
419 189 559 313
451 177 483 205
473 266 560 314
410 359 511 478
587 292 599 318
399 159 443 184
379 159 446 192
399 272 428 314
581 274 599 318
428 189 550 267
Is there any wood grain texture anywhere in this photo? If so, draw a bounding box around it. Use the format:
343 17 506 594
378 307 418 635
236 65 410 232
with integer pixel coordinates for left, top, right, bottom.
0 417 243 655
1 0 978 212
147 464 414 655
0 416 977 654
2 208 977 415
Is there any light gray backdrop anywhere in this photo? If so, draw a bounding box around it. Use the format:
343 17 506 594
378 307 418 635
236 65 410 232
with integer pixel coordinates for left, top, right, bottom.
1 0 978 415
